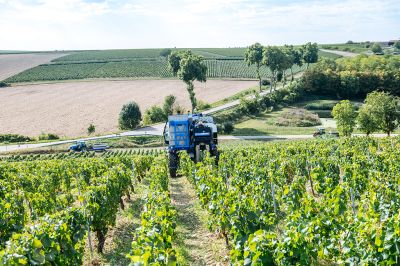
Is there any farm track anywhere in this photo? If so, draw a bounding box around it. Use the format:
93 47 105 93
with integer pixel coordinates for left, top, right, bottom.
319 49 359 57
170 176 229 265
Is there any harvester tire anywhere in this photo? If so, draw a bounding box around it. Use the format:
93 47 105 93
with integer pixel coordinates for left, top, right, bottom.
169 153 179 178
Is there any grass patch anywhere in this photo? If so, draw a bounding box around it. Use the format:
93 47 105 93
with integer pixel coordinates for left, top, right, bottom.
170 176 229 265
233 110 318 136
320 43 370 53
318 50 342 59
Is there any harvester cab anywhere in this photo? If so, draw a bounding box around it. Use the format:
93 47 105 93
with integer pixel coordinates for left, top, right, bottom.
163 113 219 177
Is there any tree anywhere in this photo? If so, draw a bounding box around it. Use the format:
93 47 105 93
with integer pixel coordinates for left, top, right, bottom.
394 41 400 50
371 43 383 54
284 45 303 82
119 101 142 130
362 91 399 136
244 43 264 91
160 48 172 59
332 100 357 137
87 124 95 135
168 50 207 112
262 46 291 92
357 104 377 136
163 94 176 117
302 42 319 69
168 51 182 75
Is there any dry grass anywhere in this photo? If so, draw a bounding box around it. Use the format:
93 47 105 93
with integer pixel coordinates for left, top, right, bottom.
0 79 256 137
0 53 66 81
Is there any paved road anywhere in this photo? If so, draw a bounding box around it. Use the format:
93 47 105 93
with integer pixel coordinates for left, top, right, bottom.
320 49 359 58
2 132 397 153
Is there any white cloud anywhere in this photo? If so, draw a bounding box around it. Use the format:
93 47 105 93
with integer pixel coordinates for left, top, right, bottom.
0 0 398 50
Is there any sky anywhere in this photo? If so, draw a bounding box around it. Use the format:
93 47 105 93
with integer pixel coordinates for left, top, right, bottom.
0 0 399 51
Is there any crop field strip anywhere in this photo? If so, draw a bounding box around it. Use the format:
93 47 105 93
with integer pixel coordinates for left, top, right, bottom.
4 48 333 83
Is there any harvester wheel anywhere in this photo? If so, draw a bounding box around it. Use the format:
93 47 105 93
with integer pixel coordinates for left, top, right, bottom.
169 152 179 178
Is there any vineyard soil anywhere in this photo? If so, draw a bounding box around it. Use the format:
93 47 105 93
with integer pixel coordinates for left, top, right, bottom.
170 176 229 265
0 79 256 137
0 53 66 81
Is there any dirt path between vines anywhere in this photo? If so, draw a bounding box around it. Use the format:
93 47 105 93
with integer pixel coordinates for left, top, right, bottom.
169 176 229 265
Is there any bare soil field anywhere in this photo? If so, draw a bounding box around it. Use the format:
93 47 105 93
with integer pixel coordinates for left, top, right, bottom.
0 53 66 81
0 79 256 137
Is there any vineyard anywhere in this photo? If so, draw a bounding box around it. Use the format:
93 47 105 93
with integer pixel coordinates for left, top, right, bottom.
0 153 175 265
2 137 398 265
4 48 335 83
5 59 303 83
180 137 400 265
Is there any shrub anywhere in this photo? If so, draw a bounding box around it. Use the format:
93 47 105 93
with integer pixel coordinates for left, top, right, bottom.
87 124 95 135
261 79 270 86
119 101 142 129
240 95 261 115
143 105 166 125
173 104 186 115
163 95 176 116
0 134 33 143
0 82 9 88
312 110 333 118
197 100 211 110
39 133 60 140
275 108 321 127
304 102 337 110
371 43 383 54
160 48 172 58
222 122 234 134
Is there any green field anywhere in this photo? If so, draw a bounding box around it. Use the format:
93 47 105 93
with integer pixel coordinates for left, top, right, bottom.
5 48 337 83
319 43 370 53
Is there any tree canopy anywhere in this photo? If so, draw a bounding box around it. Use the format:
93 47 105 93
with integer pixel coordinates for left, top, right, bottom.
119 101 142 130
371 43 383 54
332 100 357 137
167 50 207 112
363 91 399 135
244 43 264 91
263 46 291 91
302 42 319 68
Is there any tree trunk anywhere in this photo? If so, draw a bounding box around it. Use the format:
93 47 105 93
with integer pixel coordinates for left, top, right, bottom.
120 197 125 210
290 67 294 82
257 66 261 92
96 230 106 253
186 81 197 113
